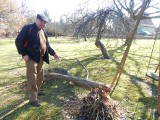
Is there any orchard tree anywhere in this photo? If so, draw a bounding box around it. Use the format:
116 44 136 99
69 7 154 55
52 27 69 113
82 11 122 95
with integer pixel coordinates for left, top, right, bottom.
0 0 26 37
74 0 160 58
73 1 160 115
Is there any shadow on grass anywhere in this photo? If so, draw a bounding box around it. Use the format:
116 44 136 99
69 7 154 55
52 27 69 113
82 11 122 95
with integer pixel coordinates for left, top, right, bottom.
0 66 25 72
108 45 126 67
74 54 103 77
0 97 29 120
41 80 78 107
56 45 126 78
0 74 78 120
138 96 157 119
110 64 158 119
1 44 156 119
108 45 126 58
107 45 158 119
77 45 158 119
130 76 158 119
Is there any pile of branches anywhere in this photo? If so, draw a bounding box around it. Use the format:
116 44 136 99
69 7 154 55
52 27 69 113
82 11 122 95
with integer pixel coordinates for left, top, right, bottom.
76 89 117 120
45 68 124 119
62 88 124 120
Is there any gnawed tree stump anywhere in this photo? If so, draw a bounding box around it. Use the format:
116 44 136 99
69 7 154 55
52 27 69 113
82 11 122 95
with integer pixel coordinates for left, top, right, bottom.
62 89 126 120
77 89 114 120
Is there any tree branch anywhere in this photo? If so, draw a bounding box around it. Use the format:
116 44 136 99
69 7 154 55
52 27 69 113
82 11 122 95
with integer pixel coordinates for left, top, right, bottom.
117 0 129 12
141 15 160 19
146 11 160 15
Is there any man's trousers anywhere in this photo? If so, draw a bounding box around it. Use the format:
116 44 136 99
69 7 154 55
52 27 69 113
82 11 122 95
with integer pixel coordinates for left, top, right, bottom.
25 58 43 102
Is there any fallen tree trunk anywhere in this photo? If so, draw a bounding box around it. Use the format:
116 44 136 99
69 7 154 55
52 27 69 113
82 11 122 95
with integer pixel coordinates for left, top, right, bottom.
45 72 111 93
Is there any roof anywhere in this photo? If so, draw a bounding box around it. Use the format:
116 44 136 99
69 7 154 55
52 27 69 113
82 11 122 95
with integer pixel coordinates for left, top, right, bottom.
140 19 156 28
155 27 160 32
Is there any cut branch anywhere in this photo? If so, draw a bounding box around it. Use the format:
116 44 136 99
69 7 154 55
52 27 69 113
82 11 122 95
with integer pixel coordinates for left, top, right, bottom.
45 72 111 93
76 59 89 79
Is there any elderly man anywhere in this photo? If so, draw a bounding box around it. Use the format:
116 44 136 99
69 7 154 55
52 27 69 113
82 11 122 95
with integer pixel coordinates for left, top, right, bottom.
15 14 59 107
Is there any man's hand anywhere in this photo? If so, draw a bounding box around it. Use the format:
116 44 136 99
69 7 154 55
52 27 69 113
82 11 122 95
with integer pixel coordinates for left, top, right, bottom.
53 54 60 61
23 55 29 62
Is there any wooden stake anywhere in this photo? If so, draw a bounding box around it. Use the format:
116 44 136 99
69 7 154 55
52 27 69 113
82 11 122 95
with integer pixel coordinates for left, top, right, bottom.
110 0 151 95
157 26 160 115
157 65 160 115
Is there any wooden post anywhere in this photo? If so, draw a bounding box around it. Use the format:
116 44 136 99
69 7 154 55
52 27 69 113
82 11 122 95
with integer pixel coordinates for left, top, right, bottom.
156 23 160 115
157 43 160 115
110 0 151 95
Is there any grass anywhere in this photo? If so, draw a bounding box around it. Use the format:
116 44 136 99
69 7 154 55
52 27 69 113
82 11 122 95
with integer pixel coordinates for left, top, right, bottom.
0 37 159 120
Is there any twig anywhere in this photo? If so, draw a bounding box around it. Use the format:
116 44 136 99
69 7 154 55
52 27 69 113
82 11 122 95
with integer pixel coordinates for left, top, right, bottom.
76 58 89 79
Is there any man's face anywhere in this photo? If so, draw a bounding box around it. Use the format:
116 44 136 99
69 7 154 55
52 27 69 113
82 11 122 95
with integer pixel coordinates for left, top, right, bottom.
35 19 46 30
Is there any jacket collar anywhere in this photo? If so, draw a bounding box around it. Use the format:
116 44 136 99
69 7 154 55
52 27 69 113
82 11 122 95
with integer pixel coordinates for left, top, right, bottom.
33 23 38 31
33 23 44 32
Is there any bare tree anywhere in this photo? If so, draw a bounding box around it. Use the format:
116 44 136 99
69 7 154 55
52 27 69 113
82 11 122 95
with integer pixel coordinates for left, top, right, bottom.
0 0 26 37
71 1 160 115
113 0 160 45
74 9 116 59
20 0 35 23
43 8 52 23
109 0 160 116
73 0 160 59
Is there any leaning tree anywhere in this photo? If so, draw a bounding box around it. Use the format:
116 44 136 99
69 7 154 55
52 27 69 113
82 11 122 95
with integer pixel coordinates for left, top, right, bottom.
74 8 117 59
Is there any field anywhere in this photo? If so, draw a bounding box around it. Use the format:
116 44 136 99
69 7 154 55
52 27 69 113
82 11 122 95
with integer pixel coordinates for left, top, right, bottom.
0 37 159 120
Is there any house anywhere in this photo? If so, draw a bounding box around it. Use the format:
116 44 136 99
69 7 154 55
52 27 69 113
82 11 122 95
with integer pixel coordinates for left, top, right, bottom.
137 19 156 34
155 26 160 36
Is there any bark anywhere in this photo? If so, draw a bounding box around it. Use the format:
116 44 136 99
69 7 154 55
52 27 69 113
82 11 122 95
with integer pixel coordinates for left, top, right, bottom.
124 35 130 46
95 41 110 59
45 72 111 93
95 11 110 59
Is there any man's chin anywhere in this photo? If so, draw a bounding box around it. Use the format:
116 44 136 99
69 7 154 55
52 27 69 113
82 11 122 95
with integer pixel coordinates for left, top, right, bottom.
38 26 44 30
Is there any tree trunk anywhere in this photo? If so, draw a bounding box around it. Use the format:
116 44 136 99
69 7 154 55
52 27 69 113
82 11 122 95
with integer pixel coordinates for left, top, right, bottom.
84 35 87 41
45 72 111 93
95 41 110 59
124 35 130 46
95 13 110 59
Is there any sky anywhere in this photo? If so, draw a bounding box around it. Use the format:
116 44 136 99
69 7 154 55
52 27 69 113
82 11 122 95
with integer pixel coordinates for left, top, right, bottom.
19 0 160 27
27 0 83 20
19 0 113 21
22 0 103 21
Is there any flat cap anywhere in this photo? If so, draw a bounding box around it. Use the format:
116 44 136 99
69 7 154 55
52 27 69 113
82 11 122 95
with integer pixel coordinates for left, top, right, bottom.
37 14 48 22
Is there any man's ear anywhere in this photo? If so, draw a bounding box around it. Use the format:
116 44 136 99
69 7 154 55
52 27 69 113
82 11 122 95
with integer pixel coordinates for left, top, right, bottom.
34 18 37 23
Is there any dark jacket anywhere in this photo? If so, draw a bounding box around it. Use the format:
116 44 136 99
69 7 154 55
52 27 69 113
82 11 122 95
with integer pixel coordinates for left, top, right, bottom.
15 23 55 64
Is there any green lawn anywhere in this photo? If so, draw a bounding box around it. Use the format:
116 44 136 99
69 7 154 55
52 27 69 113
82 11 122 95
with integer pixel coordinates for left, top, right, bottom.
0 37 159 119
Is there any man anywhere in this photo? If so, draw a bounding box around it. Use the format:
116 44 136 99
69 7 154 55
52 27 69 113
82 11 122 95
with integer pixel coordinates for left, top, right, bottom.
15 14 59 107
